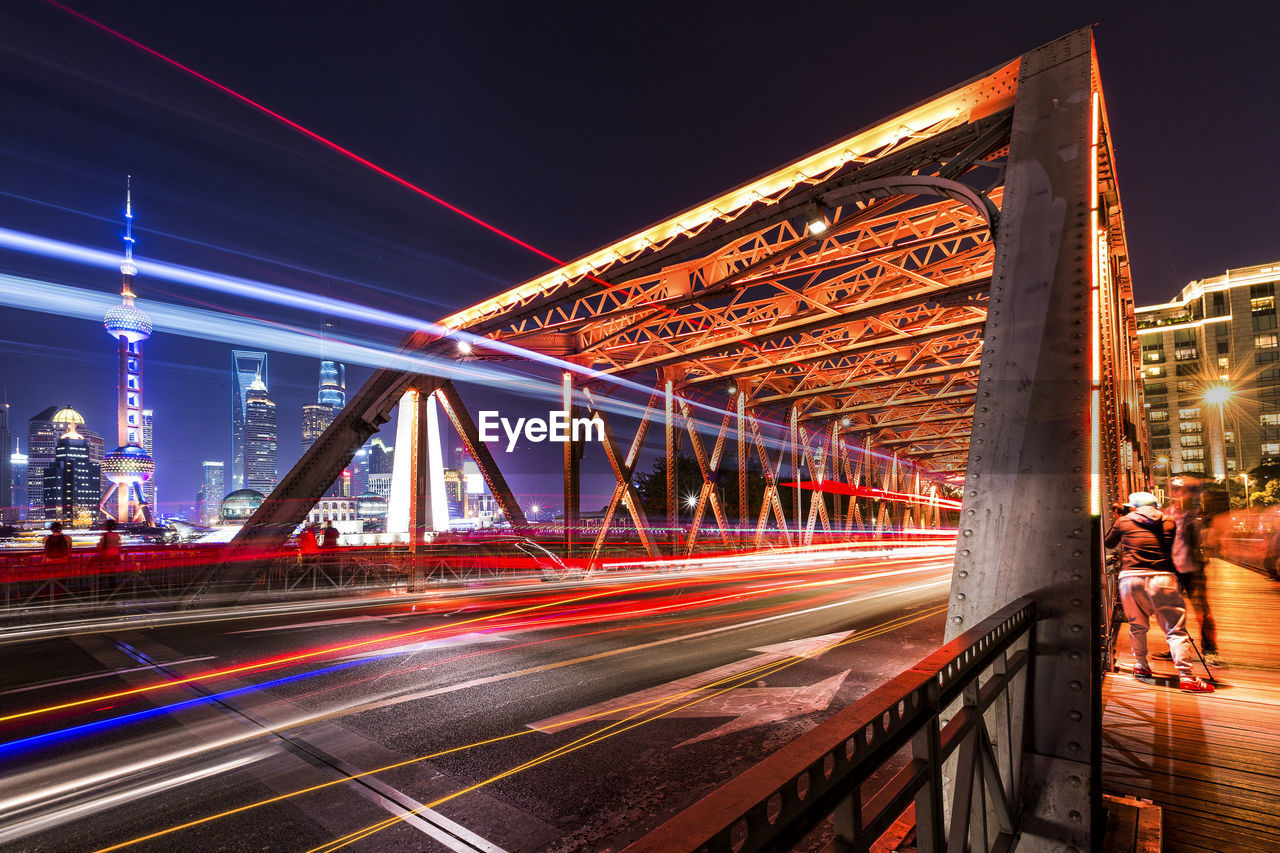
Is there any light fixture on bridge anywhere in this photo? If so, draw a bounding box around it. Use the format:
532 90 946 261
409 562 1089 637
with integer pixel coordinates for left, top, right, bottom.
683 493 699 510
805 201 828 235
456 339 473 355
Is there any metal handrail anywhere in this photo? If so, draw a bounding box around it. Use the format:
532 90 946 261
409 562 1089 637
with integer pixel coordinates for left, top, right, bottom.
624 596 1035 853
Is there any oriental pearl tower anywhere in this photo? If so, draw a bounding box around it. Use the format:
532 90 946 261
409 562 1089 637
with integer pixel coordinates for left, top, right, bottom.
100 178 155 524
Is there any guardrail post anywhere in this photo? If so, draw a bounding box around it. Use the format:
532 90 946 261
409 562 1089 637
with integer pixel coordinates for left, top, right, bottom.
914 679 945 853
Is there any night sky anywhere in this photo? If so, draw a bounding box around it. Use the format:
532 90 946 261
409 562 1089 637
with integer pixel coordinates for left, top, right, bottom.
1 1 1277 514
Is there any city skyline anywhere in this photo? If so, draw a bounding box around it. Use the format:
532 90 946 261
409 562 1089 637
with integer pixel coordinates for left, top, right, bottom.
3 4 1280 515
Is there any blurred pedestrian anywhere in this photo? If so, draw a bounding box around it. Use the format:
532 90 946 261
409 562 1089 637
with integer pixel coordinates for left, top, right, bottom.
320 519 340 550
1104 491 1214 693
298 523 320 556
1161 477 1219 665
97 518 122 564
43 521 72 564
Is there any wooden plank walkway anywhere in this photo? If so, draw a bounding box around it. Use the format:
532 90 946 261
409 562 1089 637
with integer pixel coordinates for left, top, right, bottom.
1103 558 1280 852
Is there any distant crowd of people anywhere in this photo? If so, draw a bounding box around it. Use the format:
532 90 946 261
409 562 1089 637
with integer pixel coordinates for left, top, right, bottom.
1104 475 1219 694
40 518 343 565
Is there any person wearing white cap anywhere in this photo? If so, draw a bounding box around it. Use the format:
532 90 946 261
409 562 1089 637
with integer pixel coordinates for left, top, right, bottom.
1103 491 1214 692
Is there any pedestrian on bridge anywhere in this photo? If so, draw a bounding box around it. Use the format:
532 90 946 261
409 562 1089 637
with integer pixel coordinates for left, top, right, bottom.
1162 477 1219 666
1105 492 1214 693
97 519 122 564
320 519 340 550
43 521 71 564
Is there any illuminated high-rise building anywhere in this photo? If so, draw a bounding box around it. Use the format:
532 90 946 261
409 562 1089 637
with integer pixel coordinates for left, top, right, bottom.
231 350 268 491
197 460 225 526
302 360 348 494
43 422 101 528
140 408 155 507
243 372 277 495
9 438 27 522
0 402 11 523
101 180 154 524
301 403 333 456
27 407 103 523
318 361 345 409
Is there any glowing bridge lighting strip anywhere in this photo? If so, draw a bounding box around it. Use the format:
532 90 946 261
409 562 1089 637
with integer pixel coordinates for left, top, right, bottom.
43 3 971 481
49 0 1006 335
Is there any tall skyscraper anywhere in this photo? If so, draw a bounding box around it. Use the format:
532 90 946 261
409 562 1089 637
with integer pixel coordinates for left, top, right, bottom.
27 407 103 523
302 360 348 494
101 180 155 524
43 422 101 528
197 460 225 526
231 350 268 491
141 408 155 507
318 361 345 409
0 402 11 523
9 439 27 522
243 372 277 495
300 403 333 456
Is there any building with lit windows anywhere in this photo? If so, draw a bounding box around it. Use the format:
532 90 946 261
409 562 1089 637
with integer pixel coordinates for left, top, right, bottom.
27 407 103 523
300 403 333 456
43 422 102 527
0 402 11 523
318 360 345 409
197 461 225 526
140 408 154 507
9 439 27 523
1136 261 1280 480
231 350 268 491
243 373 277 495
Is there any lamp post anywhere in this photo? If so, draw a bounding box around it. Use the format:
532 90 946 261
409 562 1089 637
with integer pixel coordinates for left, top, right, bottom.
1240 472 1250 508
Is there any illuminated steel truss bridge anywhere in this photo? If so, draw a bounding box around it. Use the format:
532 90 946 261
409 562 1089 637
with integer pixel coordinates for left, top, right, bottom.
192 29 1146 851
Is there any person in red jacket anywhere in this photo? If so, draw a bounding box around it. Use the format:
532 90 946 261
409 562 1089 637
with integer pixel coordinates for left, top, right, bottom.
1104 491 1213 693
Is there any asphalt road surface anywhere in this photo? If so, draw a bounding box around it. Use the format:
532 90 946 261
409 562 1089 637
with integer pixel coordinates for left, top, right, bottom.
0 545 954 852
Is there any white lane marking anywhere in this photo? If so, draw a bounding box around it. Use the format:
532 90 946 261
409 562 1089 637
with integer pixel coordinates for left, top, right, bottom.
0 657 215 696
0 751 268 846
228 615 389 633
107 635 510 853
352 574 949 716
529 632 853 738
0 574 950 819
336 632 510 660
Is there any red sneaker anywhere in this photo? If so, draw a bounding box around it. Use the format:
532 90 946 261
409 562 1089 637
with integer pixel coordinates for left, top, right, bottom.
1179 677 1215 693
1133 665 1152 680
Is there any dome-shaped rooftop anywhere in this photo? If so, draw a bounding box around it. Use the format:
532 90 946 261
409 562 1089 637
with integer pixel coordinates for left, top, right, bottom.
51 406 85 426
102 444 155 483
356 492 389 518
104 303 153 344
220 489 265 523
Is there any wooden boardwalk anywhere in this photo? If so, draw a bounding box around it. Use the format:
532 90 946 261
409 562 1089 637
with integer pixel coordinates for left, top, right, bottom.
1103 558 1280 852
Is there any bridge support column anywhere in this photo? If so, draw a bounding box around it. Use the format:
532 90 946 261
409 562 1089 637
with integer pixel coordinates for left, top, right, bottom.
664 375 678 554
736 388 747 545
946 29 1105 850
562 372 580 558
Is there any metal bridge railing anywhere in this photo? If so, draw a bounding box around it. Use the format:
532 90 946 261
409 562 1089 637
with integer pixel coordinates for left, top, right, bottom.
624 596 1035 853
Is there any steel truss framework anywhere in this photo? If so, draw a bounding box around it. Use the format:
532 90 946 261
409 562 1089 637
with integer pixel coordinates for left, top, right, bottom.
205 28 1143 851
